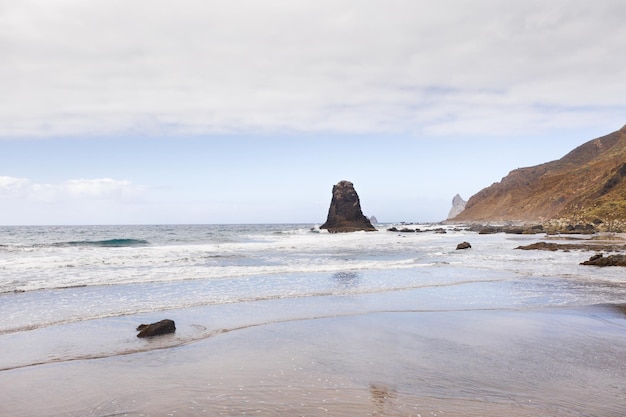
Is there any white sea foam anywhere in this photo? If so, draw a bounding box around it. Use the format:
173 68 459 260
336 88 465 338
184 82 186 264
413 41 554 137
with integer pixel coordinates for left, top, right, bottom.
0 224 625 336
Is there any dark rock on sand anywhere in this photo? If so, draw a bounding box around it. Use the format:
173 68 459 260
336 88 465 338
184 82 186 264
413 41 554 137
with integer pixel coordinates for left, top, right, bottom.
320 181 377 233
456 241 471 250
580 254 626 267
136 319 176 338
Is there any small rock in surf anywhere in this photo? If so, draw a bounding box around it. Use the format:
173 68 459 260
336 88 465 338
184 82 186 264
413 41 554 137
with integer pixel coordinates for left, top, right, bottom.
456 242 472 250
136 319 176 338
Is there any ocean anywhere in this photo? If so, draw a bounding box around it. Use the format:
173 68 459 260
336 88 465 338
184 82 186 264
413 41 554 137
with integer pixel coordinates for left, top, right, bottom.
1 224 625 416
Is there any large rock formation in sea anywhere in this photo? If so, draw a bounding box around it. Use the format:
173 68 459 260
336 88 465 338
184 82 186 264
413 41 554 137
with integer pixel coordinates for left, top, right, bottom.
452 125 626 225
320 181 377 233
447 194 467 219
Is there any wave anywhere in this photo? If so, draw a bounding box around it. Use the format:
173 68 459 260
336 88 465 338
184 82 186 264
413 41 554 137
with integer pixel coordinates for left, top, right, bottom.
0 238 151 253
54 238 150 248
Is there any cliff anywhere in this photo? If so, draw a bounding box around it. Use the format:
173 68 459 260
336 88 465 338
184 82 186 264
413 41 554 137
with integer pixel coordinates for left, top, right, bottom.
452 125 626 225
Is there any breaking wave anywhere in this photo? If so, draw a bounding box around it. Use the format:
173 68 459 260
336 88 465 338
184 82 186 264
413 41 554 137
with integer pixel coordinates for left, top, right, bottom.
53 238 150 248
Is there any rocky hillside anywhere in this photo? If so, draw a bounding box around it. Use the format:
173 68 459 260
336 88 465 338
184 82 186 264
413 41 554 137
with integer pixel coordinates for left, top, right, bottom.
452 125 626 227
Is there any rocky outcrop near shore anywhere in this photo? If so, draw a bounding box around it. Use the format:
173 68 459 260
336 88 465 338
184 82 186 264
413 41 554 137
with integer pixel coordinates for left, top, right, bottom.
514 239 626 266
515 241 626 252
580 254 626 267
451 125 626 229
320 181 377 233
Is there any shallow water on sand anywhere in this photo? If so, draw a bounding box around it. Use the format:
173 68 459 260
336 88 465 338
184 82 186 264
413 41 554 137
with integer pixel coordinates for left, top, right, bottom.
2 293 626 416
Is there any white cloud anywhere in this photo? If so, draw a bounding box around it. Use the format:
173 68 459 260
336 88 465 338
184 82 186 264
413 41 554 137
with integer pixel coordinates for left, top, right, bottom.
0 176 147 224
0 176 143 202
0 0 625 138
0 176 33 196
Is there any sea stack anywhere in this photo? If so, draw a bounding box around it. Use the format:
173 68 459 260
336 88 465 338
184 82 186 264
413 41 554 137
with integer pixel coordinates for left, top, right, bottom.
320 181 377 233
447 194 467 219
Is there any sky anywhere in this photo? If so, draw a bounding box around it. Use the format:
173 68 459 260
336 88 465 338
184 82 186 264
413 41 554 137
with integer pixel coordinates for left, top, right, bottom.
1 0 625 225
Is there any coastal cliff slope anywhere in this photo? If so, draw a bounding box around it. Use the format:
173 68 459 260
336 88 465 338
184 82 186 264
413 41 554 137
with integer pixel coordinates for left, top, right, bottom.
452 125 626 223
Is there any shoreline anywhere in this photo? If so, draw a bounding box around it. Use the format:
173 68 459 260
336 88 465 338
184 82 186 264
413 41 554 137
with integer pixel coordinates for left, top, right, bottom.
2 298 625 417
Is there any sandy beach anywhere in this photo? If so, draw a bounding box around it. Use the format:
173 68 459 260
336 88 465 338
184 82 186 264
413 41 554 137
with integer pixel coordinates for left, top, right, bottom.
2 289 626 417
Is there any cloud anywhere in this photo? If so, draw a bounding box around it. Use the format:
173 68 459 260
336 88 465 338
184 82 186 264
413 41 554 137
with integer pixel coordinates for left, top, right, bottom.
0 176 143 202
1 0 625 138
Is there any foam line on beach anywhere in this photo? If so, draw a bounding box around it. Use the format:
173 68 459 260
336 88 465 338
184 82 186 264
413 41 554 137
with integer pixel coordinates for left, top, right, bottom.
4 303 622 373
0 277 509 335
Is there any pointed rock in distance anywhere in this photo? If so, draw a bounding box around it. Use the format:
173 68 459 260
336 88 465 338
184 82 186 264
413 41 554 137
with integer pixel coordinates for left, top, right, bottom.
448 194 467 219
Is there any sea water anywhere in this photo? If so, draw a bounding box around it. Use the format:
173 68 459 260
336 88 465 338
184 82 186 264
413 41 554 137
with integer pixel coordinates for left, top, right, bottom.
1 224 625 416
1 224 625 356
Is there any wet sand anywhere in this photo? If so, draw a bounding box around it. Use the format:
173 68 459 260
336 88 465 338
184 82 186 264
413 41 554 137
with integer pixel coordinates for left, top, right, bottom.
2 299 626 417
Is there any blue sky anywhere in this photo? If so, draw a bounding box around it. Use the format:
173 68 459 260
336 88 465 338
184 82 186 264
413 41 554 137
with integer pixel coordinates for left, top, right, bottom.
1 1 625 225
